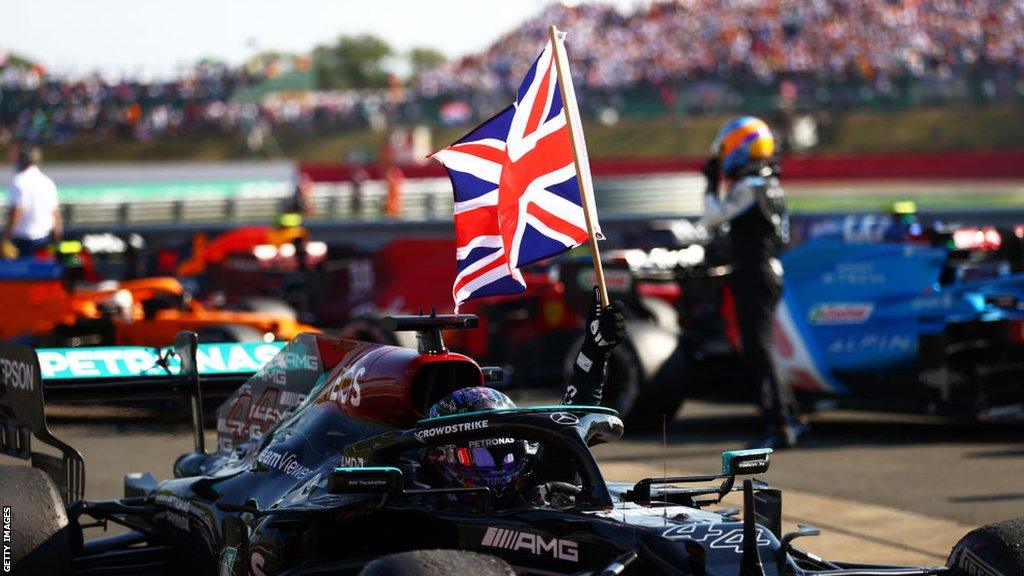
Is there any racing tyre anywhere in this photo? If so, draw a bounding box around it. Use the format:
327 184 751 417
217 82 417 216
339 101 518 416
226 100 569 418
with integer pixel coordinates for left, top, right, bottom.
232 296 298 319
0 465 73 576
359 549 514 576
618 344 689 431
637 296 679 332
197 324 265 343
947 517 1024 576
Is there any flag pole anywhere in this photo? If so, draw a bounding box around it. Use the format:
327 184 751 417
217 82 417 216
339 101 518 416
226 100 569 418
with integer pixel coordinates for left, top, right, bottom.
548 24 609 307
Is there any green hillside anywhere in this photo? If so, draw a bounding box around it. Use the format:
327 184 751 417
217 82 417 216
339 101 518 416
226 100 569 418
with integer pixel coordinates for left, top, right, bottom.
6 105 1022 163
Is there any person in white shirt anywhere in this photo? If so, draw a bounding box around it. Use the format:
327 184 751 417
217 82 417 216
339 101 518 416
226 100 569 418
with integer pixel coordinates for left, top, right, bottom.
2 146 62 258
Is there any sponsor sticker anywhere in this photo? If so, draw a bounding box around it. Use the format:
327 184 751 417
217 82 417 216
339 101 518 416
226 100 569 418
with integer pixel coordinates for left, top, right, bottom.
807 303 874 325
257 448 314 480
157 495 194 533
339 455 366 467
736 459 765 470
36 342 284 380
550 412 579 425
468 437 514 448
0 358 34 392
828 333 913 354
414 420 489 442
481 527 578 562
575 352 594 373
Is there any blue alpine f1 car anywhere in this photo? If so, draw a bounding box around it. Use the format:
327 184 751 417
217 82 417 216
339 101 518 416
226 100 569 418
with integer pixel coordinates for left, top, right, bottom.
626 215 1024 422
773 235 1024 421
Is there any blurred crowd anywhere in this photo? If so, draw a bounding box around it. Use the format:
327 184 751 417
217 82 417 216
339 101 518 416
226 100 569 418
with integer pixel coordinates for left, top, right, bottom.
0 61 262 145
0 57 400 146
416 0 1024 94
2 0 1023 147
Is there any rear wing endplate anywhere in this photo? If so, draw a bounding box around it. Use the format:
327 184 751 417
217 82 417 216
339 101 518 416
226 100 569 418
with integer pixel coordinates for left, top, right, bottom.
0 341 86 503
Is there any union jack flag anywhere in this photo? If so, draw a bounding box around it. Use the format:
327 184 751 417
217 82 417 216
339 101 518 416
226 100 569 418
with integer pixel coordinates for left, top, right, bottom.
432 36 602 308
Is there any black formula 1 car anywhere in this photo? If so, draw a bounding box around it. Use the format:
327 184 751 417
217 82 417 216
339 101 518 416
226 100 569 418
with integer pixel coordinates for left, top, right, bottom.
1 319 1021 576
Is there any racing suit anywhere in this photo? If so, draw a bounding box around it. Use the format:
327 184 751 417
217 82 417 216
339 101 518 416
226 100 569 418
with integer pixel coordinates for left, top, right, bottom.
562 287 626 407
701 161 798 432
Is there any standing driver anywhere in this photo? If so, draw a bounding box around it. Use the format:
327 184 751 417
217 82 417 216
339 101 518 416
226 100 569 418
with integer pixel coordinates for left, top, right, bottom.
699 116 806 449
2 145 62 258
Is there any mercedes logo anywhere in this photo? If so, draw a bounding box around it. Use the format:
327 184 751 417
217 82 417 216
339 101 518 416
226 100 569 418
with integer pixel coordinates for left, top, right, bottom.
550 412 579 425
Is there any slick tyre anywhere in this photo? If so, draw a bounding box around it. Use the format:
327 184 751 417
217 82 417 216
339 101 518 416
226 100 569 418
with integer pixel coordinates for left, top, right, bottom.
197 324 265 343
359 549 515 576
637 296 679 332
0 465 73 576
947 517 1024 576
619 344 689 431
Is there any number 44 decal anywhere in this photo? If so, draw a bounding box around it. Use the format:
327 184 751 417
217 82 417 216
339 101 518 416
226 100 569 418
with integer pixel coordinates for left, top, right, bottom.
661 523 772 552
328 366 364 408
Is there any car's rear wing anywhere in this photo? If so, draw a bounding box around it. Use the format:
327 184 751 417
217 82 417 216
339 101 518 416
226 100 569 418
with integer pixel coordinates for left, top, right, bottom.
39 340 284 402
0 334 281 503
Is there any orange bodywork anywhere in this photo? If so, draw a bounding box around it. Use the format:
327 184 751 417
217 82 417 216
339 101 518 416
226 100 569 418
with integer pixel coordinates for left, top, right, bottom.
0 277 80 340
0 274 317 345
113 297 315 346
176 226 309 277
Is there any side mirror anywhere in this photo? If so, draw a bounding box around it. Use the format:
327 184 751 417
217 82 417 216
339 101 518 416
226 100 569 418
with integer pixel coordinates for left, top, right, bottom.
722 448 771 476
328 467 403 495
481 366 511 390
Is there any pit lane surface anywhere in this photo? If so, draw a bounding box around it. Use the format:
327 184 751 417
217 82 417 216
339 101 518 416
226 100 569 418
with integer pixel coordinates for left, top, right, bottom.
36 399 1023 567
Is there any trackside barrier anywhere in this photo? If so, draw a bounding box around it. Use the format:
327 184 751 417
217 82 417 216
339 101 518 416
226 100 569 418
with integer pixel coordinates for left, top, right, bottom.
1 174 707 228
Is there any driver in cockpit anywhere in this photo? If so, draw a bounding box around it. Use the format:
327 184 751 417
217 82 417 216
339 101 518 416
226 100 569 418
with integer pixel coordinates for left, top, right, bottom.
414 287 626 504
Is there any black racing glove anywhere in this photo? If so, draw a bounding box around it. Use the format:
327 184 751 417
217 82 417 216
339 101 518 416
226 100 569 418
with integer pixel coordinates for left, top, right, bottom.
701 156 721 196
581 286 625 354
564 287 625 406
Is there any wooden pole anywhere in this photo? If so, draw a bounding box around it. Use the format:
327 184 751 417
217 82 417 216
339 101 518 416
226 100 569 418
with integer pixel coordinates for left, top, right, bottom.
548 25 609 307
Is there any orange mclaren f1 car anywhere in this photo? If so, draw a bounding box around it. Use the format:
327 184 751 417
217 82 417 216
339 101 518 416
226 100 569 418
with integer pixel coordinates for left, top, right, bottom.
0 256 316 347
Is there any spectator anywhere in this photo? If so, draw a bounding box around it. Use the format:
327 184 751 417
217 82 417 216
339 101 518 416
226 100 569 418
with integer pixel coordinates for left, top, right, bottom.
2 145 62 258
416 1 1024 99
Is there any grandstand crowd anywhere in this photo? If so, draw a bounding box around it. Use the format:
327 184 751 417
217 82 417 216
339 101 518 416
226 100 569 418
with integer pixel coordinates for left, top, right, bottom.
1 0 1022 146
416 0 1024 95
0 60 261 145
